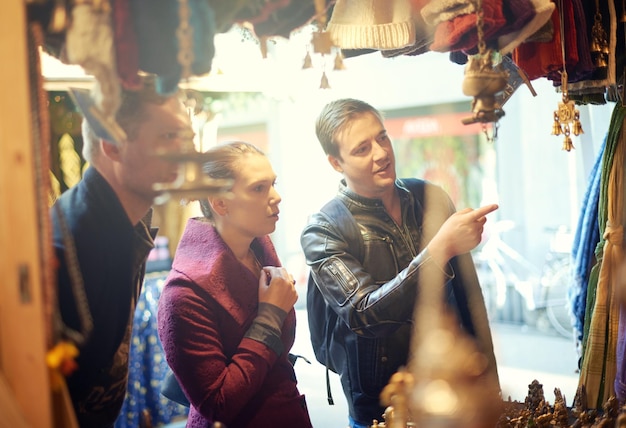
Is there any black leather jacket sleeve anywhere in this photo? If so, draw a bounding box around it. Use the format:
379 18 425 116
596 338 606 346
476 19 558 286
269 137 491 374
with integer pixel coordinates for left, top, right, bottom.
301 214 453 338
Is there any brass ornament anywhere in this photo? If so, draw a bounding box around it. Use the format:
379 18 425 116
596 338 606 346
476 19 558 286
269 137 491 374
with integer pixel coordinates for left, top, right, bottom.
319 71 330 89
552 73 583 152
302 0 343 89
152 92 233 204
552 0 583 152
461 51 508 125
302 51 313 69
461 0 508 138
151 141 233 205
259 36 269 59
333 51 346 71
590 11 609 71
312 30 333 55
49 0 69 33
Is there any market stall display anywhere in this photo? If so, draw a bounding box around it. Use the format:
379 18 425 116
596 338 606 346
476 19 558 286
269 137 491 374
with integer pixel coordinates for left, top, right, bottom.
5 1 626 427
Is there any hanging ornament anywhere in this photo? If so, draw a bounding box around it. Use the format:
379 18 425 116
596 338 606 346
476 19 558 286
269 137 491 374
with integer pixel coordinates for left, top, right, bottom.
461 0 508 137
303 0 342 88
590 8 608 71
259 35 269 59
312 30 333 55
461 52 508 125
320 71 331 89
152 92 234 204
552 0 583 152
552 71 583 151
49 0 69 33
151 134 234 204
302 50 313 69
311 0 332 54
333 50 346 70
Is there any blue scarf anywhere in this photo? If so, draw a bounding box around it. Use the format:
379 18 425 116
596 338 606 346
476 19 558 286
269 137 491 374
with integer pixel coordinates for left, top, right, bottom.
570 136 606 344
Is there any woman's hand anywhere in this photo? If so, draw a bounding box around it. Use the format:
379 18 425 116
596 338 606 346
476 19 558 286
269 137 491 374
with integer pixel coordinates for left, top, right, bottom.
257 266 298 313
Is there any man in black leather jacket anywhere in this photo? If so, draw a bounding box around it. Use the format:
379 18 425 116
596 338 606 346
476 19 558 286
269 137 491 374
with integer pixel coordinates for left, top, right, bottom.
300 98 500 427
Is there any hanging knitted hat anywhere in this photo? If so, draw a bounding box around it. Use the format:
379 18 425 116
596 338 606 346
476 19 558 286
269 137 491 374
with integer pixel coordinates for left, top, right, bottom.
429 0 506 53
421 0 474 27
327 0 415 50
512 8 563 81
383 0 434 57
498 0 555 55
493 0 534 42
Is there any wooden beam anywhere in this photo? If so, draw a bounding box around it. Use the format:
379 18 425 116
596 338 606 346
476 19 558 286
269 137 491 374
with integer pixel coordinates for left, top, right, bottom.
0 373 30 428
0 0 53 426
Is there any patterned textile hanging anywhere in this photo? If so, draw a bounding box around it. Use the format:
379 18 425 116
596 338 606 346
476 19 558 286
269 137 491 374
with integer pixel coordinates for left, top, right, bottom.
570 137 605 352
578 103 626 409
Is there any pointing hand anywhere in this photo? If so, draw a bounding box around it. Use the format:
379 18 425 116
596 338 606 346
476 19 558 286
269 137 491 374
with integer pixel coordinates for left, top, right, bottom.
427 204 499 264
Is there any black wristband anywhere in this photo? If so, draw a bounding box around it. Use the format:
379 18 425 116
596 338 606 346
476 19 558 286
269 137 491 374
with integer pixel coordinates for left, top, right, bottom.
244 321 284 356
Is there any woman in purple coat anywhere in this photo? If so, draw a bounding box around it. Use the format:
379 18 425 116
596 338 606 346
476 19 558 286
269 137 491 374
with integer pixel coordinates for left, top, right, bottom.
157 141 312 428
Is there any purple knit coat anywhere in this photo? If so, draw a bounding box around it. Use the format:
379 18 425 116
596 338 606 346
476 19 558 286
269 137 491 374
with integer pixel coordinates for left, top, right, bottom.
157 218 312 428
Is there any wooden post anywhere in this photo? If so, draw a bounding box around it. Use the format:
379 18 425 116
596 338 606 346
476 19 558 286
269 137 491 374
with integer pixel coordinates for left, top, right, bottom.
0 0 53 426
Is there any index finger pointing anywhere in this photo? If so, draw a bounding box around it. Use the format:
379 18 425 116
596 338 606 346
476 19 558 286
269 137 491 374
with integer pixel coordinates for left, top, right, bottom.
470 204 499 219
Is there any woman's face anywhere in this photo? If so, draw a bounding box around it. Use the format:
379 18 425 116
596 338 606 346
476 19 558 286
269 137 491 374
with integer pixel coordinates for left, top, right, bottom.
222 153 281 238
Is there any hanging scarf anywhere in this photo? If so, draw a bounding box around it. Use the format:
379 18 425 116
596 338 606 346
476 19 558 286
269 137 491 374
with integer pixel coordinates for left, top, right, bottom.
578 103 626 409
571 137 605 346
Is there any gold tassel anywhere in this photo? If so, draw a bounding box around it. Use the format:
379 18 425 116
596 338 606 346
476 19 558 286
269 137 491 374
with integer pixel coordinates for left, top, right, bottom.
320 71 330 89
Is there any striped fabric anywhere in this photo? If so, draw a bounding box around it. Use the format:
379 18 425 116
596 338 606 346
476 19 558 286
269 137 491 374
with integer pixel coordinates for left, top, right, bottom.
579 104 626 409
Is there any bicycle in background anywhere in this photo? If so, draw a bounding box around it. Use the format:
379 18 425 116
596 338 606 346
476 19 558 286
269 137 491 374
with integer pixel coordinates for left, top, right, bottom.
472 221 575 338
536 226 575 338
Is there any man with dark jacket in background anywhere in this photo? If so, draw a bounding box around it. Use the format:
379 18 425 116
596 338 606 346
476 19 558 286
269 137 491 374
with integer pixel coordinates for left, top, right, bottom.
51 78 191 427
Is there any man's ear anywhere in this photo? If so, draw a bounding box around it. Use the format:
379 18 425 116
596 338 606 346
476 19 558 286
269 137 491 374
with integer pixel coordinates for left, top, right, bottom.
101 139 121 161
327 155 344 173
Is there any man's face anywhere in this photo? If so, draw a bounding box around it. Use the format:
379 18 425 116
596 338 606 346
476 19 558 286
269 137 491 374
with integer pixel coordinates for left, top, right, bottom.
117 97 192 203
328 111 396 199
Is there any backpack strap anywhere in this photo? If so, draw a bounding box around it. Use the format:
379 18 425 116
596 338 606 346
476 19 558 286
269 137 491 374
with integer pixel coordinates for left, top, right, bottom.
401 178 426 224
316 197 363 405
